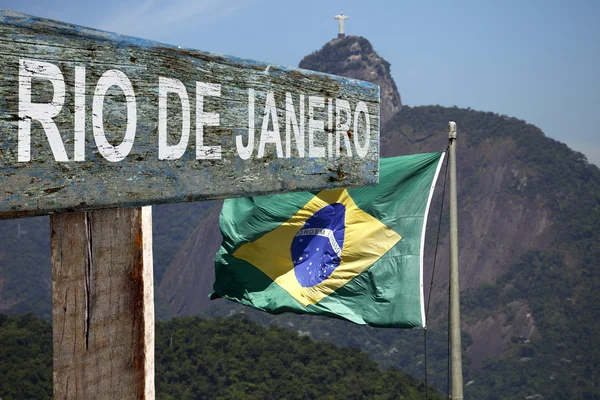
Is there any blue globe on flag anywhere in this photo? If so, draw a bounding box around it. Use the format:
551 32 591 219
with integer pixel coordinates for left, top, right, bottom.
291 203 346 287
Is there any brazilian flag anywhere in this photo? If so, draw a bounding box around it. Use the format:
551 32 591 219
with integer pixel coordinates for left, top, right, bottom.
211 152 445 328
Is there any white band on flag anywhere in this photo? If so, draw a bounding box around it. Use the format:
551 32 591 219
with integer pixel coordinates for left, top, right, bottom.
296 228 342 257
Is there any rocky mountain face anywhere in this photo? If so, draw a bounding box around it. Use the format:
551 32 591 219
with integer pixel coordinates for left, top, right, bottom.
382 107 553 367
300 36 402 127
157 204 222 314
383 109 557 361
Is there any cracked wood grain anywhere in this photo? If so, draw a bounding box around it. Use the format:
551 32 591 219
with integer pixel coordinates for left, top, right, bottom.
51 207 154 399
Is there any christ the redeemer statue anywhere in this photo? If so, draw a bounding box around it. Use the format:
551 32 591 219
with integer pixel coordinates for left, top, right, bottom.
334 12 349 38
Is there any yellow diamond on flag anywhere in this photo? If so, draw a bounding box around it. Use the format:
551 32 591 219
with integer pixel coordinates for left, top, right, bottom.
233 189 402 306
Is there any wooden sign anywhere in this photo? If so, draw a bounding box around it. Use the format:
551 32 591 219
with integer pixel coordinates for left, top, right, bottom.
0 10 380 219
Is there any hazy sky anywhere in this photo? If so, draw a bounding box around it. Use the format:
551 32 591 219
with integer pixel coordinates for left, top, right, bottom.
3 0 599 165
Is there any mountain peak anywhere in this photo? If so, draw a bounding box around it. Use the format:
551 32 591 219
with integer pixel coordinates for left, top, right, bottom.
299 36 402 126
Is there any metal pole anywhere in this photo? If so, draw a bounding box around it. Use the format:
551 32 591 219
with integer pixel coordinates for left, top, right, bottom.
448 121 464 399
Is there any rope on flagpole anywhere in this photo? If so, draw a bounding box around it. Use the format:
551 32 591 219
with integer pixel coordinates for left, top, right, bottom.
424 146 450 400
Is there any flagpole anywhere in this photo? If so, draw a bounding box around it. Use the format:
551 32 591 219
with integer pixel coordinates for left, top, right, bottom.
448 121 464 399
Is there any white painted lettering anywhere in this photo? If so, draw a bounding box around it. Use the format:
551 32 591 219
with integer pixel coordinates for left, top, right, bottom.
74 66 86 161
285 93 304 158
353 101 371 158
236 88 255 160
93 69 137 162
308 96 325 158
158 77 190 160
257 91 283 158
18 59 68 162
335 99 353 157
196 82 221 160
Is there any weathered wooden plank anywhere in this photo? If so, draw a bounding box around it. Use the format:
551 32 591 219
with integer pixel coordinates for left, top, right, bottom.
0 10 380 219
51 207 154 399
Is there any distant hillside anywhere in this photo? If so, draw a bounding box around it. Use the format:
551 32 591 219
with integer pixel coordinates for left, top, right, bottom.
0 218 51 319
157 204 222 314
0 313 442 400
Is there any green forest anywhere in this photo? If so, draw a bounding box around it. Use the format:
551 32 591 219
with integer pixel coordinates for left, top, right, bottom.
0 313 441 399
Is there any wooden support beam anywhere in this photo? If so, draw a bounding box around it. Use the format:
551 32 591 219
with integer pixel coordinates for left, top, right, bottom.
51 207 154 399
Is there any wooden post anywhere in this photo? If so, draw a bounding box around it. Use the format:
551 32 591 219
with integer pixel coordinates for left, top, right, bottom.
51 207 154 399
